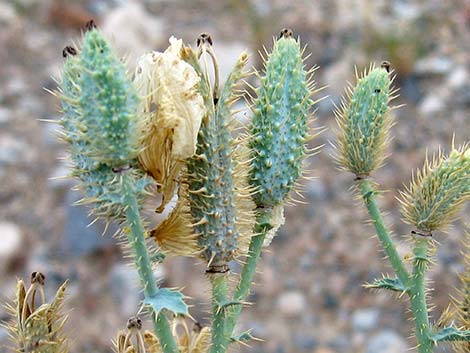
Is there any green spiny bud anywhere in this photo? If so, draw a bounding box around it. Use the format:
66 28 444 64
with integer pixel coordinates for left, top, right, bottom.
399 144 470 233
77 28 139 166
335 62 393 177
59 31 150 223
249 29 317 207
180 41 254 270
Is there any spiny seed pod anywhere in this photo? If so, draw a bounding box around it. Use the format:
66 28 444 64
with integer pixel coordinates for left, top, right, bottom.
77 28 140 166
5 273 68 353
186 47 253 270
58 30 151 223
249 28 318 207
151 39 255 270
134 37 205 212
399 144 470 233
335 62 394 178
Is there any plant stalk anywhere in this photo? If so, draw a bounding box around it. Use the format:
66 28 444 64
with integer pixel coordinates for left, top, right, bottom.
224 209 272 341
210 273 229 353
359 179 410 286
410 238 434 353
122 172 179 353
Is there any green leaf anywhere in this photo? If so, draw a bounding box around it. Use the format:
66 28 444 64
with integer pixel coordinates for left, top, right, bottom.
364 277 408 292
144 288 188 316
432 327 470 342
230 331 256 343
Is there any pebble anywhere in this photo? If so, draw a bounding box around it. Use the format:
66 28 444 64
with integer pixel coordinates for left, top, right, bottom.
277 291 306 316
109 262 142 317
352 308 380 331
101 2 164 65
415 56 453 75
209 42 253 83
294 334 318 351
418 94 445 116
0 107 10 125
447 66 468 89
0 135 31 166
0 222 22 270
366 330 408 353
61 189 117 257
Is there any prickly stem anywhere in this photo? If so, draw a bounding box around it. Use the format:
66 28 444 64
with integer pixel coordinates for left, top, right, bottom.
409 238 434 353
209 274 229 353
359 179 410 287
121 172 179 353
224 209 273 342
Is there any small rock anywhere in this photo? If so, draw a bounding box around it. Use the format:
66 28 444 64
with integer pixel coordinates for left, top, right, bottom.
277 291 306 316
366 330 408 353
61 189 117 257
210 42 253 83
415 56 453 75
294 334 318 351
0 135 31 166
48 164 73 191
0 222 22 271
0 107 10 125
418 94 445 115
306 180 328 200
0 2 17 26
351 308 380 331
447 66 468 89
109 262 142 317
101 2 164 65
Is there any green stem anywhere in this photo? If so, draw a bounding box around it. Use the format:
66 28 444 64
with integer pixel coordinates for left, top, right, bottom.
410 238 434 353
122 173 179 353
359 179 410 286
224 209 271 341
210 274 229 353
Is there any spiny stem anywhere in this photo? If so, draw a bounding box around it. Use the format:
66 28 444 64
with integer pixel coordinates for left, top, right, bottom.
224 210 272 342
122 172 179 353
210 274 229 353
359 179 410 286
410 238 434 353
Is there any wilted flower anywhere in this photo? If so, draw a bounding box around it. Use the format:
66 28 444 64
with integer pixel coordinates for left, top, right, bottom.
135 37 206 212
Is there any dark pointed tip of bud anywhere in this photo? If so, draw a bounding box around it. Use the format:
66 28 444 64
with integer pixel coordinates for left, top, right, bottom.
30 271 45 285
279 28 294 39
197 32 213 47
127 316 143 330
62 45 77 58
381 61 391 73
85 19 97 31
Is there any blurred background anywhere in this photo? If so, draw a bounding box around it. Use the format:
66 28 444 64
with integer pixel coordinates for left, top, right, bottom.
0 0 468 352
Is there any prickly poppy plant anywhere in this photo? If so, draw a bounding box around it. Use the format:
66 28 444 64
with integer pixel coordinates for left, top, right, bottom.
4 18 470 353
335 63 470 352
